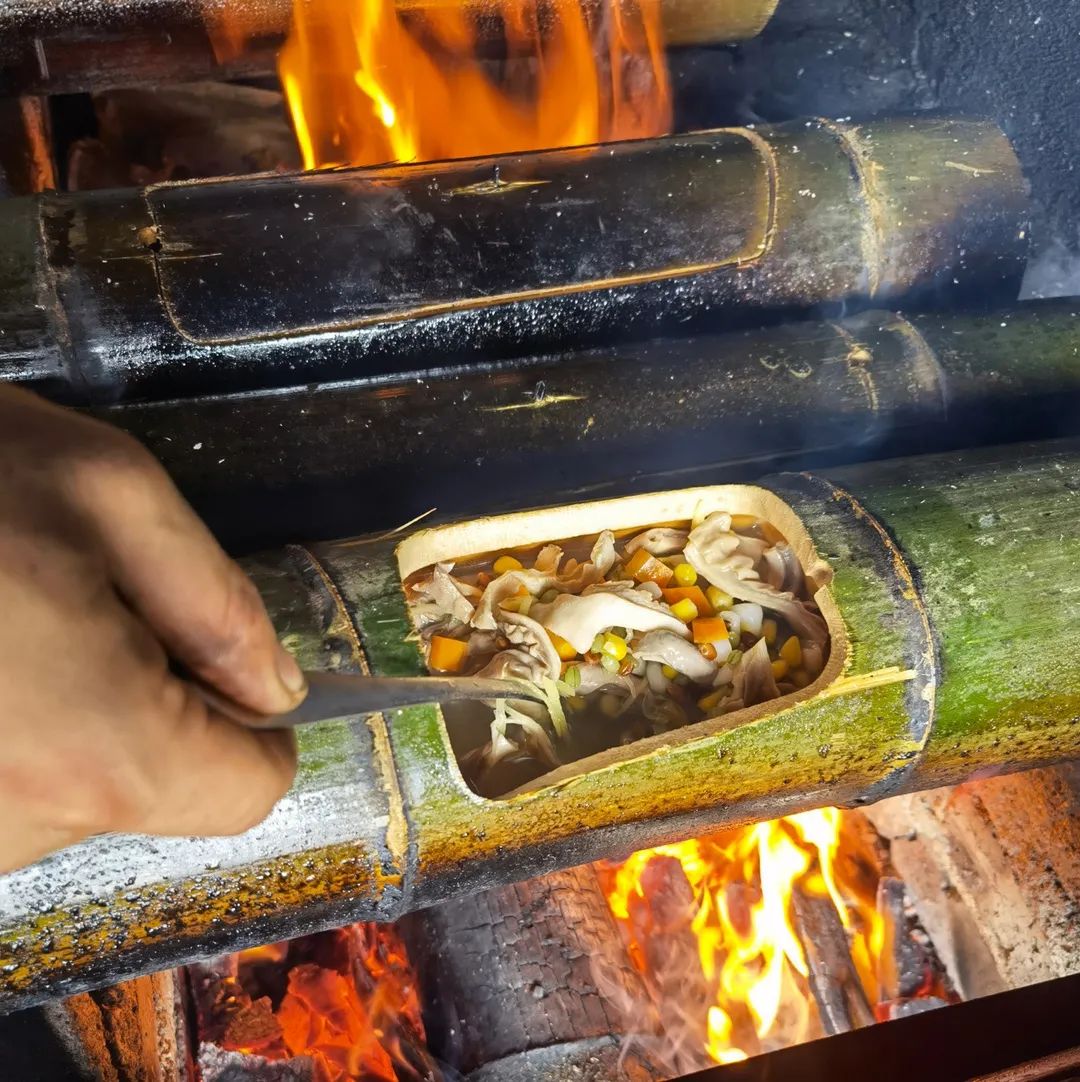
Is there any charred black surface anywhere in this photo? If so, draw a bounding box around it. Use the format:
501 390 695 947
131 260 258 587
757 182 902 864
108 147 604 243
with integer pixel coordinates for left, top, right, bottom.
88 301 1080 550
742 0 1080 272
0 119 1026 405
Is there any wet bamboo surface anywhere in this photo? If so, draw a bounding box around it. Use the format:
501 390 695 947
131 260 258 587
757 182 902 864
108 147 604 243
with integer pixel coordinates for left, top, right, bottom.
5 439 1080 1010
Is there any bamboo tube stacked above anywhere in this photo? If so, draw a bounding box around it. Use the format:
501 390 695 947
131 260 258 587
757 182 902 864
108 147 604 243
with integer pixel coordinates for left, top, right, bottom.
0 116 1026 402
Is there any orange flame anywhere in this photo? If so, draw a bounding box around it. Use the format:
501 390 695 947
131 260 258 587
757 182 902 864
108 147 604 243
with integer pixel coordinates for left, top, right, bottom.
602 809 887 1064
276 0 672 170
224 926 427 1082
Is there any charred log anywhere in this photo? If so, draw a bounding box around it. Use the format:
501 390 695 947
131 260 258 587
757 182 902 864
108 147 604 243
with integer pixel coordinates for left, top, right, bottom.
791 891 874 1036
867 764 1080 1000
401 863 665 1081
0 117 1025 404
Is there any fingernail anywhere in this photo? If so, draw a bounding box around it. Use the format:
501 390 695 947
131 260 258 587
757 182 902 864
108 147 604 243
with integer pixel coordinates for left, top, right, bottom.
276 644 307 698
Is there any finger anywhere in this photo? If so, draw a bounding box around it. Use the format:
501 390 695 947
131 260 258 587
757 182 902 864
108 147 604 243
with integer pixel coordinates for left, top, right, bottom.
69 437 306 716
125 681 299 838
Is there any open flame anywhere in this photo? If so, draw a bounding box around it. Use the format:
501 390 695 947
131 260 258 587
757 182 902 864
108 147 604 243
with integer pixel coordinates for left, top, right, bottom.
600 809 888 1065
218 925 431 1081
276 0 672 170
198 810 948 1078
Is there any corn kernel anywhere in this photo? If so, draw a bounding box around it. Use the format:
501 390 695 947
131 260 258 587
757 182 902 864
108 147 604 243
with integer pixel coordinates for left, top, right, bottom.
661 664 679 681
671 597 699 622
762 618 778 646
548 630 578 661
771 659 789 680
697 689 726 713
791 668 811 688
673 562 698 587
493 554 524 575
601 634 629 661
779 635 802 668
706 586 734 611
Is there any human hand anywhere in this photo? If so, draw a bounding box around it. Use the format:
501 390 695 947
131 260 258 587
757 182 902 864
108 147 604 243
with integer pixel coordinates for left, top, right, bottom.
0 386 303 873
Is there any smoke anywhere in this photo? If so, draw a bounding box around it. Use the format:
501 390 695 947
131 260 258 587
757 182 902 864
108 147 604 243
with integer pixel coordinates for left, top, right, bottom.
1021 236 1080 300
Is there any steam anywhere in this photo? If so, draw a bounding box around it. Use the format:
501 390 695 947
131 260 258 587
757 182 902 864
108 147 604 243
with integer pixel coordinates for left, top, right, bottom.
1021 236 1080 299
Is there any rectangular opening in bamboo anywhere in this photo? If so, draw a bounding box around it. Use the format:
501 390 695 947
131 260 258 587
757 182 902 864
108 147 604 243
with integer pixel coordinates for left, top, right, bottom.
397 485 847 799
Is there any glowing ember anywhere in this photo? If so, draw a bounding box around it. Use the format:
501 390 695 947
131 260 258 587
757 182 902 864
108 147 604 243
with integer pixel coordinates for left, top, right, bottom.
276 0 672 170
599 809 889 1065
220 925 429 1082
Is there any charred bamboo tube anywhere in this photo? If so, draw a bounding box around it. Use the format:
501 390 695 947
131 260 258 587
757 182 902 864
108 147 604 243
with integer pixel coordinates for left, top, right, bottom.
0 117 1027 404
89 299 1080 550
0 0 778 95
8 439 1080 1010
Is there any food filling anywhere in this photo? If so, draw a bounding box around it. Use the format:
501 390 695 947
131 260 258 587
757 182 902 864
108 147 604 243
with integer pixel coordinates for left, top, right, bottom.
405 508 830 796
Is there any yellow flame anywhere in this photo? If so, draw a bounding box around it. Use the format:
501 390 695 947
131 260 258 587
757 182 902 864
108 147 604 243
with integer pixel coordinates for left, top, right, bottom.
275 0 672 171
604 809 883 1063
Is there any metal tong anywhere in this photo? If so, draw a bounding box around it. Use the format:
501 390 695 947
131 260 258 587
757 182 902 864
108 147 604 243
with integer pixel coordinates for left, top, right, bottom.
194 670 544 729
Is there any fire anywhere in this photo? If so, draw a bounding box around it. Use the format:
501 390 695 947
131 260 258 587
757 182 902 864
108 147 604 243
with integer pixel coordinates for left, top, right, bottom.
276 0 672 170
221 925 430 1082
601 809 887 1064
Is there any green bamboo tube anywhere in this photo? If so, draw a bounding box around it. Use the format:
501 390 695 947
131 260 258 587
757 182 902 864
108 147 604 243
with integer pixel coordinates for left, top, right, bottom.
4 439 1080 1010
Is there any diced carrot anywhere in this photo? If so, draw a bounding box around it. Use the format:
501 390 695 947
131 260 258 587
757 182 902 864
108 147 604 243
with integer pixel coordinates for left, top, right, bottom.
548 629 578 661
698 642 718 661
663 585 714 617
429 635 469 672
691 616 728 644
625 547 675 585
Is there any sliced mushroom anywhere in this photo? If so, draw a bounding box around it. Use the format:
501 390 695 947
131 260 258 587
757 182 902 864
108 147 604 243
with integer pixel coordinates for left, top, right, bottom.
534 544 564 575
497 610 562 678
633 630 717 683
624 527 689 557
684 535 827 644
734 638 780 707
464 703 562 779
532 590 688 654
761 543 805 595
472 531 618 628
476 647 549 685
411 562 476 626
574 663 645 699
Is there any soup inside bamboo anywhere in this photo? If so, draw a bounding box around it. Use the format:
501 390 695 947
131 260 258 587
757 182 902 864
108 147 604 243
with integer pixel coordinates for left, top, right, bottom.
403 505 831 798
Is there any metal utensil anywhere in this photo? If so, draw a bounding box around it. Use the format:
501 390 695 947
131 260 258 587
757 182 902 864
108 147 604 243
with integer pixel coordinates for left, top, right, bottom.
193 669 545 729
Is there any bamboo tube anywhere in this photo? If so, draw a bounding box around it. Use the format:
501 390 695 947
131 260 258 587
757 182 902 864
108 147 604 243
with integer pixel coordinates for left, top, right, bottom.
88 299 1080 550
7 439 1080 1011
0 116 1026 404
0 0 780 96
